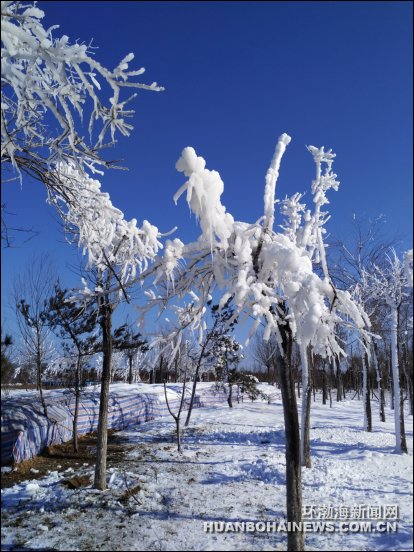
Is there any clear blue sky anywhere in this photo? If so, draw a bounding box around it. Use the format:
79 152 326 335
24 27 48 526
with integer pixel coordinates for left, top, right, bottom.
2 1 413 341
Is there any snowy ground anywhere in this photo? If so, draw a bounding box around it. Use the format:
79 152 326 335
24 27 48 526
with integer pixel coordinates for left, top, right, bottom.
1 394 413 551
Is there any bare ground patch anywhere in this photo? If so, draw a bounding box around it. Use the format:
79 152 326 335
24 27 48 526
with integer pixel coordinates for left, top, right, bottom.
1 430 134 489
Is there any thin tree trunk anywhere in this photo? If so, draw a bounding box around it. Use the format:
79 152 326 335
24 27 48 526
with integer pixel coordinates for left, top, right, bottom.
185 338 210 426
73 353 81 453
362 348 372 432
228 383 233 408
164 378 187 453
356 369 360 400
390 306 407 453
36 331 48 418
328 363 334 408
322 366 327 405
278 317 304 551
175 418 182 452
185 369 200 427
401 343 413 416
128 354 133 384
300 343 311 468
94 301 113 490
389 346 394 410
38 373 48 418
336 357 343 402
372 342 385 422
312 372 316 402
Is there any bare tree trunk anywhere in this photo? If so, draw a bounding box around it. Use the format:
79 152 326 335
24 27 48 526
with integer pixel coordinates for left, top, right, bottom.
372 342 385 422
227 383 233 408
175 418 182 452
312 371 316 402
356 367 360 400
185 369 200 427
164 378 187 453
128 354 133 385
278 317 304 551
328 363 334 408
185 339 209 426
36 331 48 419
401 343 413 416
363 349 372 432
37 369 48 418
391 306 407 453
389 347 394 410
336 356 343 402
322 366 327 405
73 353 81 453
94 301 113 490
300 344 312 468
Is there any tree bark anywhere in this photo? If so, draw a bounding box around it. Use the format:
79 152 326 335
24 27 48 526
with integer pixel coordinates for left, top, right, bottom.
128 354 133 384
335 356 343 402
372 342 385 422
278 317 304 551
362 349 372 432
322 366 327 405
390 306 407 453
227 383 233 408
185 338 209 427
164 379 187 453
300 343 311 468
401 343 413 416
185 370 200 427
94 300 113 490
175 417 182 452
73 353 81 453
36 329 48 418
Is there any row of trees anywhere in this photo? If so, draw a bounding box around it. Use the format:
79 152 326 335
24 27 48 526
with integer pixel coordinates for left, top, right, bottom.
1 3 412 551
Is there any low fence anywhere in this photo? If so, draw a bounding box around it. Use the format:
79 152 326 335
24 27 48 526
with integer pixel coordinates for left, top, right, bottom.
1 383 229 465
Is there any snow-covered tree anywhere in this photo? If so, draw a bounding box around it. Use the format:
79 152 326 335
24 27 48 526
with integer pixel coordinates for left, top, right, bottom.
329 216 397 423
112 322 147 383
280 143 346 464
214 333 243 407
50 158 163 490
139 133 371 552
1 1 163 196
2 0 167 490
365 249 413 453
73 245 162 490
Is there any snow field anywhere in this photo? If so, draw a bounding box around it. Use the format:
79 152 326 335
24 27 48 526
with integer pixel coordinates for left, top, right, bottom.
1 396 412 551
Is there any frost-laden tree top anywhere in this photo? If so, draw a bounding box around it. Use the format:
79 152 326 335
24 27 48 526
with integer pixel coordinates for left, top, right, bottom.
1 1 164 282
1 0 163 178
146 134 371 359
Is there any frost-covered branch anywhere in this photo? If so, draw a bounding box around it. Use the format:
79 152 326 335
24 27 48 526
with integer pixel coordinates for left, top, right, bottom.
1 1 163 179
142 135 370 363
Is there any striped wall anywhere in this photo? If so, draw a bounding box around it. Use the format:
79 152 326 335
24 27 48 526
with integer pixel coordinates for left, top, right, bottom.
1 383 230 465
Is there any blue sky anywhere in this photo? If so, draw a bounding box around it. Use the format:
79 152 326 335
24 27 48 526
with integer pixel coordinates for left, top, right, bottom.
2 1 413 342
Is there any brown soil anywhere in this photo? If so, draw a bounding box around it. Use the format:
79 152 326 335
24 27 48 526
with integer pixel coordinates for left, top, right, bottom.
1 430 134 489
118 483 143 505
